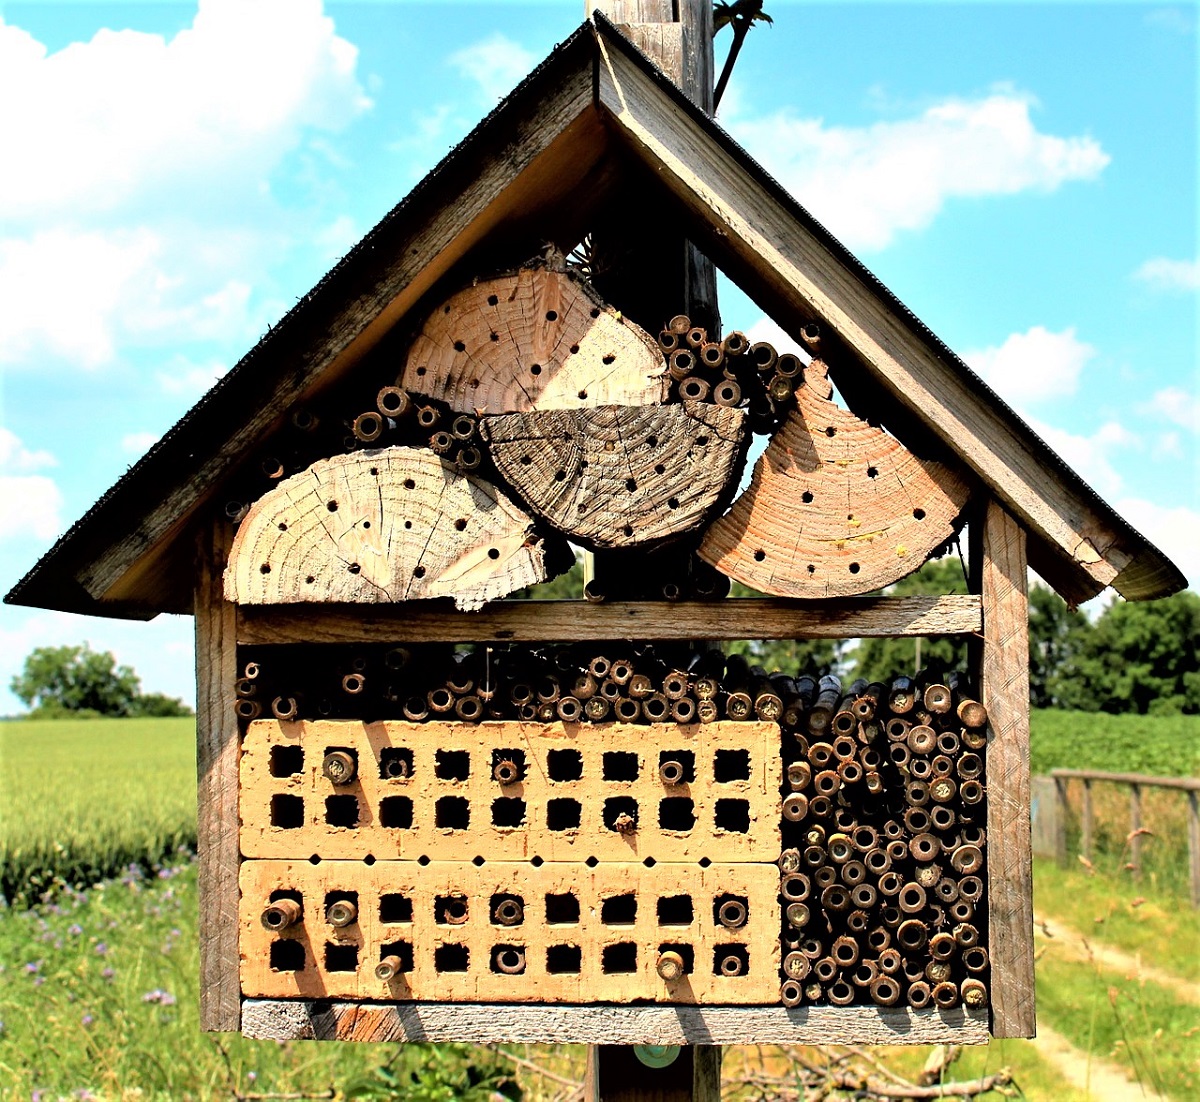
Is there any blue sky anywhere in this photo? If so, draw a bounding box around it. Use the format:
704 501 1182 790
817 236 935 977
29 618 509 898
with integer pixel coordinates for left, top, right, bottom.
0 1 1195 712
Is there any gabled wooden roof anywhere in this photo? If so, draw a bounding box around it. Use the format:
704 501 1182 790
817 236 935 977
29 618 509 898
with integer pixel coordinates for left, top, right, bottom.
5 16 1184 618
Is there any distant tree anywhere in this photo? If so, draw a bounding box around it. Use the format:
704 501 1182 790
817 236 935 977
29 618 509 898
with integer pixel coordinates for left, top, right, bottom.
1057 590 1200 715
10 643 192 718
850 557 970 682
1027 583 1092 708
725 581 844 675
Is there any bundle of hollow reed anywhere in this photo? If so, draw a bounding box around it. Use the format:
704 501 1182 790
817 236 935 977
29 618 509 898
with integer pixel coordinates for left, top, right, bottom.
776 670 989 1011
657 313 814 435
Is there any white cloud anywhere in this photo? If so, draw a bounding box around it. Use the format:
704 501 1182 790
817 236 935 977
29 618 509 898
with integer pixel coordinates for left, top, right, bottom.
744 317 806 357
0 429 63 542
729 91 1109 251
1113 497 1200 591
963 325 1096 409
121 432 161 456
0 0 370 223
1140 386 1200 433
1133 256 1200 292
156 357 228 399
0 427 56 472
448 33 535 103
1028 417 1136 499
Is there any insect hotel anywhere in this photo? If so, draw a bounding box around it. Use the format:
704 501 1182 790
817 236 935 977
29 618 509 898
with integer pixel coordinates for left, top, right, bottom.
7 0 1183 1074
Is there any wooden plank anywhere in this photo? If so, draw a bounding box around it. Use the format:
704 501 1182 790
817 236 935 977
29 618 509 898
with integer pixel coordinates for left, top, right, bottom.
592 32 1168 604
1188 792 1200 910
1051 769 1200 792
693 1047 722 1102
236 594 983 646
75 55 602 608
975 499 1035 1039
1129 784 1143 881
241 1000 990 1045
194 520 241 1031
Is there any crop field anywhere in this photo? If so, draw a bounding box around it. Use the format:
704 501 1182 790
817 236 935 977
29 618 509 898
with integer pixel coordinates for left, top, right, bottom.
2 711 1198 1098
1029 709 1200 778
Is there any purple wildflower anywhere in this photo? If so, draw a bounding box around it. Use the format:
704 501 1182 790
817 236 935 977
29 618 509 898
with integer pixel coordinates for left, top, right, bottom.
81 1014 94 1027
25 960 41 974
94 942 108 956
101 967 115 982
141 989 176 1006
68 924 83 936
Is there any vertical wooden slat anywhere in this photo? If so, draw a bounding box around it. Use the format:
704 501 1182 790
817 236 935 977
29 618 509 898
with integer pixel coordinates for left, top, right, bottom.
1081 779 1094 863
195 519 241 1031
692 1046 722 1101
1053 777 1069 868
1129 783 1143 881
976 499 1035 1039
1187 792 1200 910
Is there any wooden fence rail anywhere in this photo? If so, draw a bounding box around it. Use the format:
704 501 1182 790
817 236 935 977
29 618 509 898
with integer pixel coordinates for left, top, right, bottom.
1048 768 1200 909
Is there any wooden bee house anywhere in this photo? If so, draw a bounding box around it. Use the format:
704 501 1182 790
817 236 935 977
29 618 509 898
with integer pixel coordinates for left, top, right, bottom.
6 0 1184 1064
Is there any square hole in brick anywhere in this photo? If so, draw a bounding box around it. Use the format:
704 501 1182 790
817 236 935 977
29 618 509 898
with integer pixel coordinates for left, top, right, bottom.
601 942 637 974
435 796 470 830
379 795 413 829
657 895 694 926
435 895 469 925
325 942 359 972
380 940 413 972
545 892 580 924
435 750 470 781
379 747 414 780
714 798 750 833
603 796 638 832
269 939 305 971
713 944 749 977
659 797 696 831
270 745 304 777
434 944 470 973
491 798 526 828
601 893 637 925
659 750 695 783
325 795 359 828
546 944 582 974
491 945 526 975
602 751 639 782
270 794 304 829
658 942 694 974
714 748 751 782
546 797 582 831
547 748 583 781
380 894 413 924
491 749 526 783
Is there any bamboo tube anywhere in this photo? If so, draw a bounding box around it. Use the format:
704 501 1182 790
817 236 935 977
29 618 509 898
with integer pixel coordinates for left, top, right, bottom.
416 405 440 429
583 696 611 721
685 326 707 350
322 751 357 786
656 951 686 981
668 314 691 334
271 696 300 721
326 899 358 928
261 898 301 931
749 342 777 374
376 386 411 420
800 322 822 352
678 376 710 401
712 378 742 407
375 955 405 981
668 348 696 380
492 898 524 926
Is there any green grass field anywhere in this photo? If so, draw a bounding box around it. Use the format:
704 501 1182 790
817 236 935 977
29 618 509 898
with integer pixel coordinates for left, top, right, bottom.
1030 709 1200 777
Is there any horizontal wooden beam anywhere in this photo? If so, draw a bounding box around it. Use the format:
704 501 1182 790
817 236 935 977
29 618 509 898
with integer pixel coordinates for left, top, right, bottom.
241 1000 989 1045
1052 769 1200 793
236 595 981 646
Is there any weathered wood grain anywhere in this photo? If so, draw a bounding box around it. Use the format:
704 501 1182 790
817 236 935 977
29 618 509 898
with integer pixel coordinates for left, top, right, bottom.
482 403 747 548
699 364 970 596
241 1000 990 1045
195 521 241 1031
976 499 1035 1039
400 267 667 416
593 29 1163 603
225 448 567 612
236 594 983 645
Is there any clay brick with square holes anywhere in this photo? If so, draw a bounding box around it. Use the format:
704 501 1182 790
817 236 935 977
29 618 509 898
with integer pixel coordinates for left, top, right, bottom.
239 720 781 863
239 859 779 1004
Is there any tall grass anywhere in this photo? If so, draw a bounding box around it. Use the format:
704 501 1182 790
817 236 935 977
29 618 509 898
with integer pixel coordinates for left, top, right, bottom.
0 717 197 902
1030 709 1200 777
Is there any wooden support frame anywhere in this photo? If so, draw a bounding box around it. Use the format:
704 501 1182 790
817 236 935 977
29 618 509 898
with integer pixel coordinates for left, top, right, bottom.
236 594 981 646
195 521 241 1031
972 499 1036 1039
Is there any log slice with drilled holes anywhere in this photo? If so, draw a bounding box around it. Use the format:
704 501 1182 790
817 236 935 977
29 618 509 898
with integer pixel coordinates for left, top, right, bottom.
399 267 668 414
481 403 747 549
224 448 567 611
699 363 971 596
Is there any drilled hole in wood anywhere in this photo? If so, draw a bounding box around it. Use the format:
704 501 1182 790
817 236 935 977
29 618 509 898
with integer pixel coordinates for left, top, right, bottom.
379 796 413 829
545 893 580 924
570 345 580 355
602 942 637 974
434 796 470 830
270 745 303 778
453 340 465 352
487 294 499 305
658 797 696 831
305 575 315 584
487 547 500 560
277 522 288 532
913 508 926 520
653 463 666 475
547 944 582 974
577 389 587 399
547 749 582 781
416 366 427 376
434 944 469 973
380 894 413 923
807 564 816 573
668 497 680 509
849 562 861 574
347 563 361 574
801 490 814 503
270 794 304 829
554 469 565 481
622 524 633 537
530 363 542 375
625 478 637 492
715 798 750 833
491 798 526 828
602 353 615 364
602 751 639 782
714 749 751 782
753 549 765 562
868 466 879 478
490 332 499 342
269 940 305 972
403 478 415 489
326 500 338 511
546 798 581 831
825 426 836 437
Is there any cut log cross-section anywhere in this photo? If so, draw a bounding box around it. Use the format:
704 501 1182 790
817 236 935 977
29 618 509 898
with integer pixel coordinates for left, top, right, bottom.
400 266 668 414
482 403 747 549
224 448 567 611
700 366 971 597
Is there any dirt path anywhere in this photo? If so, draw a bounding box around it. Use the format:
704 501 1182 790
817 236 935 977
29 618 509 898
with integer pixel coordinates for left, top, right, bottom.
1034 912 1200 1006
1033 1023 1169 1101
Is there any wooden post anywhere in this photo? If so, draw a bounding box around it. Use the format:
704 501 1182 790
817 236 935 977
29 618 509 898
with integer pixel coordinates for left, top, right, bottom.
1081 779 1094 863
1129 783 1143 881
1188 791 1200 910
194 519 241 1031
971 498 1036 1039
1053 776 1069 868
